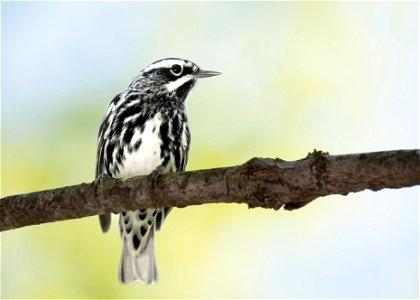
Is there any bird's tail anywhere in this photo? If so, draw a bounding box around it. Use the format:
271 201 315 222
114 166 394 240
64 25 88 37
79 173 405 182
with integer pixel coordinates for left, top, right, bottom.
118 212 159 284
99 214 111 233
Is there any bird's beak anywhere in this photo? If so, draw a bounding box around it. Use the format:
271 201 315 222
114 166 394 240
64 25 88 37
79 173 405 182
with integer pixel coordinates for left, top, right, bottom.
194 69 222 78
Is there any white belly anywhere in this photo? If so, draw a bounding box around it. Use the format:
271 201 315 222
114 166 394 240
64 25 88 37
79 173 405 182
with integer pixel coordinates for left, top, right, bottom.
114 113 163 179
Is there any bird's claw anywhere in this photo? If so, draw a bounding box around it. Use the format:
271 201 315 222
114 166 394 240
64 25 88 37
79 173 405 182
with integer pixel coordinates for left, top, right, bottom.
148 166 165 191
95 173 112 185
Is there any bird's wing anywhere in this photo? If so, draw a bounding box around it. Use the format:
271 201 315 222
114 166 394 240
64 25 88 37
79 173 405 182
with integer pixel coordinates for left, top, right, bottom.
96 93 121 178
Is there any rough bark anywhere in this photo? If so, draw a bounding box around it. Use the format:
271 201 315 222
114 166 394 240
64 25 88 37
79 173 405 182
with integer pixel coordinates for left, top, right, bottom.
1 149 419 231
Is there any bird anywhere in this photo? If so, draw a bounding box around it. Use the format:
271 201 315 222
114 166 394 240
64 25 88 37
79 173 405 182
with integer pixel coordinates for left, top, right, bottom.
95 58 221 284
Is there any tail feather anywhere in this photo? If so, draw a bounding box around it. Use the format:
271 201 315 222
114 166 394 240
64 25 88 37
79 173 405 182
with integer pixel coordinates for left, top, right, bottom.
118 237 136 284
132 228 159 284
155 207 172 231
99 214 111 233
118 211 159 285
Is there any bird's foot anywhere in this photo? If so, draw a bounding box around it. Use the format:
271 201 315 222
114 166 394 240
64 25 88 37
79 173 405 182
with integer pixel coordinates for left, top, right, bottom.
95 173 112 185
147 166 165 191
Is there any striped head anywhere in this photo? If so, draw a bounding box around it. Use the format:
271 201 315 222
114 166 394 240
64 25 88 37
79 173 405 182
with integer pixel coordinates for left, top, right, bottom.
132 58 221 101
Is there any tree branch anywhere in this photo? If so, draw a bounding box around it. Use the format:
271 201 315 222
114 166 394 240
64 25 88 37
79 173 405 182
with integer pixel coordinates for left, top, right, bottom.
1 149 419 231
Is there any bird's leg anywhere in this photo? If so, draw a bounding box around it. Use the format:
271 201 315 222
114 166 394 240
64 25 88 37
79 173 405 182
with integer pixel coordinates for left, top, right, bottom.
94 173 113 233
94 173 113 199
147 165 166 191
95 173 112 185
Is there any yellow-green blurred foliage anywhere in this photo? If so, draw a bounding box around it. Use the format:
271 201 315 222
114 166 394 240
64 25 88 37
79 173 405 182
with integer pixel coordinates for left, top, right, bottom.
1 2 418 298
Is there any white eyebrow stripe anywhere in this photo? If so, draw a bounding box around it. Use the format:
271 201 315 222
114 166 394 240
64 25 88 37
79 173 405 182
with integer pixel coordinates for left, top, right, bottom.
143 59 186 72
165 74 194 91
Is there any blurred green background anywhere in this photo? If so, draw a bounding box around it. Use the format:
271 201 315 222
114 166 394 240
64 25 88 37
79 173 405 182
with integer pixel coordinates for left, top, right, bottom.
1 1 418 298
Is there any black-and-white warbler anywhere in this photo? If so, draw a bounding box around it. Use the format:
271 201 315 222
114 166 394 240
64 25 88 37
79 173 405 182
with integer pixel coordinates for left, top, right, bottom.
95 58 220 284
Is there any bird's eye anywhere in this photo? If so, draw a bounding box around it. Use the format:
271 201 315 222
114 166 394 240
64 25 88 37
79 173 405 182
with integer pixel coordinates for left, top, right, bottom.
170 64 183 76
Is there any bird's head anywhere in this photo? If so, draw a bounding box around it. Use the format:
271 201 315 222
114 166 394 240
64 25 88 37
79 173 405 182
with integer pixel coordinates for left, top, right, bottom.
133 58 221 101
